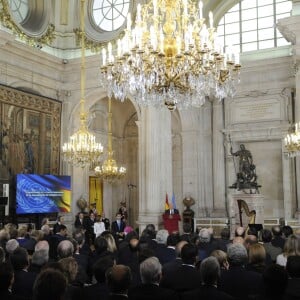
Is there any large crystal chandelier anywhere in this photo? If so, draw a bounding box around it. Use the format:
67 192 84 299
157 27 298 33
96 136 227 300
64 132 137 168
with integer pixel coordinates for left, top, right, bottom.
284 122 300 158
100 0 241 110
94 98 126 183
62 0 103 168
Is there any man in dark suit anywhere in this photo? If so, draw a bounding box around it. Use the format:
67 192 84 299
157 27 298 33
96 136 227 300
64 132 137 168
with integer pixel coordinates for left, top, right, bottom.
218 243 263 299
74 212 85 229
160 243 202 294
129 256 179 300
100 212 110 230
106 264 131 299
164 203 179 215
53 215 64 234
0 262 15 300
162 240 188 276
111 213 126 240
83 256 114 299
181 256 234 300
10 247 37 300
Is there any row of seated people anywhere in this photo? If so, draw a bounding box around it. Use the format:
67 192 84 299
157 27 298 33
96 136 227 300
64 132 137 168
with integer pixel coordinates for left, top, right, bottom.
0 221 299 300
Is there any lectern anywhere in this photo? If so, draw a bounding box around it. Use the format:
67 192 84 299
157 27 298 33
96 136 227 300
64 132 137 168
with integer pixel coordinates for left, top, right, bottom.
162 213 181 234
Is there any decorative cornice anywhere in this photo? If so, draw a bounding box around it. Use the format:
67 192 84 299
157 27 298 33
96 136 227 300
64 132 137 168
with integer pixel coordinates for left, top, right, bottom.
74 28 125 53
0 0 56 47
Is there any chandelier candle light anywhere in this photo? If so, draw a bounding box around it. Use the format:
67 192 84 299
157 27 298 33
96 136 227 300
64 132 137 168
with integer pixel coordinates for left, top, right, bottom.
94 98 126 183
100 0 241 110
285 122 300 157
62 0 103 168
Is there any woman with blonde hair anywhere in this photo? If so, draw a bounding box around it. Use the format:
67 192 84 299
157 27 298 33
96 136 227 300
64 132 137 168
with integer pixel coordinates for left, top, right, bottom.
102 232 118 261
246 243 266 273
276 234 300 267
210 249 229 270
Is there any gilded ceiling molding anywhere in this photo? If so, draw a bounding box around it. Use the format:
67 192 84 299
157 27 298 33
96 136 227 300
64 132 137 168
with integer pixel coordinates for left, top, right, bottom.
74 28 125 53
0 0 56 47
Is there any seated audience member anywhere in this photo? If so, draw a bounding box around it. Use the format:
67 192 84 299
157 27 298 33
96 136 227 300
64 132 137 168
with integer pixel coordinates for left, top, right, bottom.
29 242 49 274
0 229 10 250
140 226 158 251
232 236 244 245
33 268 67 300
102 232 118 261
256 264 288 300
235 226 246 238
218 243 263 299
57 240 74 259
87 236 112 281
16 226 28 248
83 256 114 300
49 224 68 260
182 256 234 300
210 250 229 271
10 247 37 299
160 243 202 293
118 237 140 287
5 239 19 256
211 227 231 253
106 264 132 299
261 229 282 263
243 234 258 251
180 223 193 243
23 229 43 255
154 229 173 265
0 262 15 299
40 224 52 243
129 256 179 300
284 255 300 300
162 240 188 276
276 234 300 267
73 229 90 256
271 226 285 250
59 257 83 300
282 225 293 239
198 228 213 261
246 243 266 274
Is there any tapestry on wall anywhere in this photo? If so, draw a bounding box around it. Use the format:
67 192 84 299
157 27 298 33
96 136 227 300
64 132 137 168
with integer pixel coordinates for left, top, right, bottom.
0 85 61 180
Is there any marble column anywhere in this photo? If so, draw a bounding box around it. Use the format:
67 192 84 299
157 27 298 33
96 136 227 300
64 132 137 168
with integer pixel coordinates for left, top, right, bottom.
211 100 226 217
137 107 173 232
277 15 300 216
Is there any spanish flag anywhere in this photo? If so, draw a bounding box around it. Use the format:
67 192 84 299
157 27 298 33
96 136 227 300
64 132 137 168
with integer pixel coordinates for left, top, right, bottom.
165 193 170 210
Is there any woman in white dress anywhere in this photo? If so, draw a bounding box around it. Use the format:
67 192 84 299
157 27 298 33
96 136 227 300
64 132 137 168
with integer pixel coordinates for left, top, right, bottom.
94 216 106 238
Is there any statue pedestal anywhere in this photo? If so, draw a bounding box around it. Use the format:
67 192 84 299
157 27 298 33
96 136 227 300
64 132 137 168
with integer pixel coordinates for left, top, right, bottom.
229 192 264 238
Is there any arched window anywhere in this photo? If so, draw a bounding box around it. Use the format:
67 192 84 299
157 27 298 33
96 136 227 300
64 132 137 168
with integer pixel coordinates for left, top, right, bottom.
8 0 29 24
92 0 130 32
217 0 292 53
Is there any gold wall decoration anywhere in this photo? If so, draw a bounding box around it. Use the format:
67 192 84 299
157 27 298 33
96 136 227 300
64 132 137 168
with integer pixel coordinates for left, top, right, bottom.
89 176 103 214
0 0 56 47
0 85 61 179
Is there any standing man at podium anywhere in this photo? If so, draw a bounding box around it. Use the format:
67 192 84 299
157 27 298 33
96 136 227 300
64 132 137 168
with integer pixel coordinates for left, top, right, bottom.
163 203 181 234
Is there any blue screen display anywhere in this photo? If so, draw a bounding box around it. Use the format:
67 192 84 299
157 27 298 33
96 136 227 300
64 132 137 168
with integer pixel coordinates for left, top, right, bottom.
16 174 71 214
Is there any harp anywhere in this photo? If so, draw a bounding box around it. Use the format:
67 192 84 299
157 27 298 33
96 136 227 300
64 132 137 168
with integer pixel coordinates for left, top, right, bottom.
237 199 256 232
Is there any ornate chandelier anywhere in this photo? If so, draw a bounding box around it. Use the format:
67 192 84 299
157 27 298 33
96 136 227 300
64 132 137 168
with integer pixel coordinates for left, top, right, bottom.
94 98 126 183
62 0 103 168
284 122 300 157
100 0 241 110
